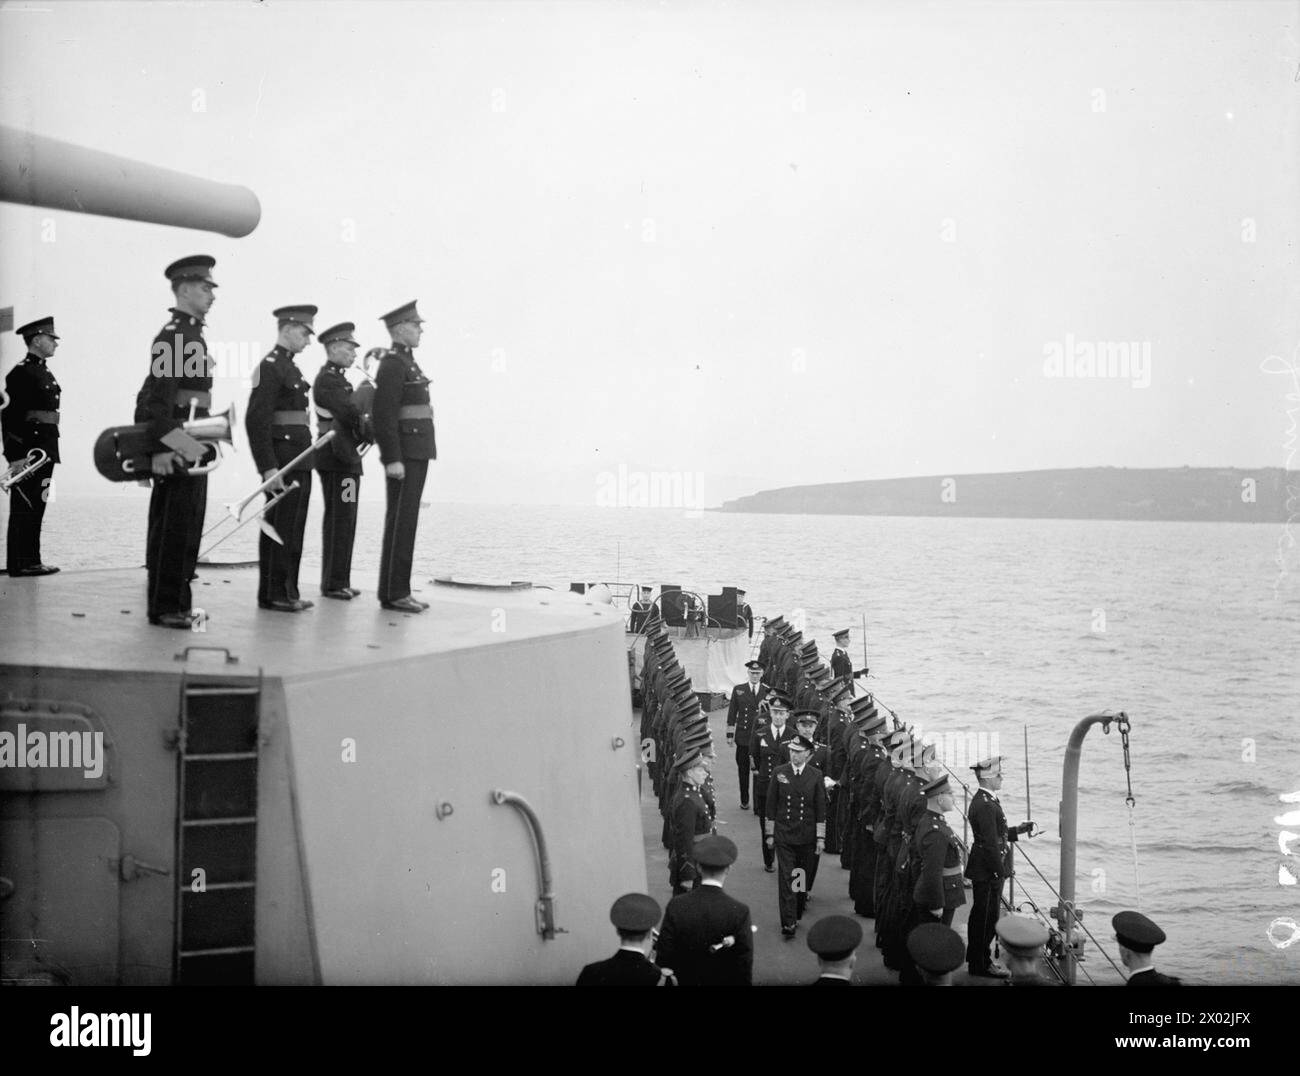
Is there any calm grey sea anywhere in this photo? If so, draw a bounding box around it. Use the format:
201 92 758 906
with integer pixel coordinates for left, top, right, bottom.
14 494 1300 984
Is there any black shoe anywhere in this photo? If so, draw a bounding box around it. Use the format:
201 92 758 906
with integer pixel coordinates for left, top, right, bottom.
297 599 314 610
764 864 775 873
149 612 196 629
11 564 59 576
259 599 306 612
740 801 749 810
382 596 425 613
781 926 797 938
345 587 361 597
412 598 430 610
323 589 354 600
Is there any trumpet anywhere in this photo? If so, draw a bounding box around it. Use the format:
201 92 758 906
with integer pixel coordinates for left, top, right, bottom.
93 404 236 483
1 448 49 492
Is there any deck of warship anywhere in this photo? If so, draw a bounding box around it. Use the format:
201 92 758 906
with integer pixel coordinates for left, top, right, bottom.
637 700 1001 986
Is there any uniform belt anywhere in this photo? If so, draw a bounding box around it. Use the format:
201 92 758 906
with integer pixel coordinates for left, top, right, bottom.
176 391 211 408
272 410 310 426
26 410 59 424
942 866 963 876
398 404 433 419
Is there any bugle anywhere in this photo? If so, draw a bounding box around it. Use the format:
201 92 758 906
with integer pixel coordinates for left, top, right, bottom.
225 430 335 521
93 404 236 483
1 448 49 492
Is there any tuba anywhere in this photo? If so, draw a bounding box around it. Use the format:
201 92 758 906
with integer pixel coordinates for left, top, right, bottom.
93 404 235 482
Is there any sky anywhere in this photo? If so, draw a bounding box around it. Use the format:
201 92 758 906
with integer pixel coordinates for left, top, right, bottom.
1 0 1297 505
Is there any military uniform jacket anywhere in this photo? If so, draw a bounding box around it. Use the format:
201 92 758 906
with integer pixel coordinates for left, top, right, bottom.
726 682 768 746
831 648 853 684
312 361 365 474
964 788 1020 881
826 709 850 782
656 885 754 986
246 345 312 475
135 309 212 448
669 782 714 886
3 353 61 464
757 633 779 671
766 761 827 845
852 743 888 826
751 722 797 797
890 771 925 859
372 343 435 464
1126 968 1182 987
576 949 677 986
878 768 907 855
911 812 966 911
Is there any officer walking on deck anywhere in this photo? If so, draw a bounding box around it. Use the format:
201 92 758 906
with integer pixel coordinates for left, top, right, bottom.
312 322 367 600
965 755 1036 978
373 301 435 613
4 316 62 576
247 305 317 612
725 660 767 809
137 256 219 628
752 694 796 873
765 733 827 937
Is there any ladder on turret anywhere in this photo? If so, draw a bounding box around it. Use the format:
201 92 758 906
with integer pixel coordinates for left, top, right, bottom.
173 672 263 985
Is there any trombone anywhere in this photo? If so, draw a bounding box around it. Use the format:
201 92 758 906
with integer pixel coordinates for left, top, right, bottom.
197 431 336 559
1 448 49 492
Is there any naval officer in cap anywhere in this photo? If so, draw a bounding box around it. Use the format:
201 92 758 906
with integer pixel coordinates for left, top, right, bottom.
994 914 1058 985
656 835 753 986
807 914 862 985
965 755 1037 979
136 256 218 628
906 922 966 985
725 659 768 809
1113 910 1181 985
247 305 318 612
312 322 367 600
576 893 677 986
373 301 436 613
4 316 62 576
765 732 827 936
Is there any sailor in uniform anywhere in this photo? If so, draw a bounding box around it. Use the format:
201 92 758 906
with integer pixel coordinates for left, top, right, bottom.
312 322 366 599
725 660 767 809
576 893 677 986
373 301 436 613
4 317 62 576
965 755 1036 978
247 305 317 612
792 709 831 901
903 771 966 984
765 733 827 936
629 584 654 632
137 256 218 628
995 914 1058 986
656 835 753 986
906 922 966 986
735 588 753 638
667 750 715 895
751 693 797 872
848 709 889 917
807 915 861 985
1114 910 1181 985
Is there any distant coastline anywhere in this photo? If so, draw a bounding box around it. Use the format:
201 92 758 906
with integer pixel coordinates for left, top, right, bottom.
716 467 1299 523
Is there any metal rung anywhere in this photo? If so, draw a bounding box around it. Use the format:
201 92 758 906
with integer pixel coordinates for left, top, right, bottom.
184 687 260 697
179 946 256 957
180 881 255 892
182 816 257 827
183 752 258 761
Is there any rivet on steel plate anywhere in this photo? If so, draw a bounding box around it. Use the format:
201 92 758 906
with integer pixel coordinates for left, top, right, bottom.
611 737 625 750
435 801 454 820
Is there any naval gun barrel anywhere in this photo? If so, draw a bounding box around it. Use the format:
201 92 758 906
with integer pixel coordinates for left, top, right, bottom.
0 125 260 237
